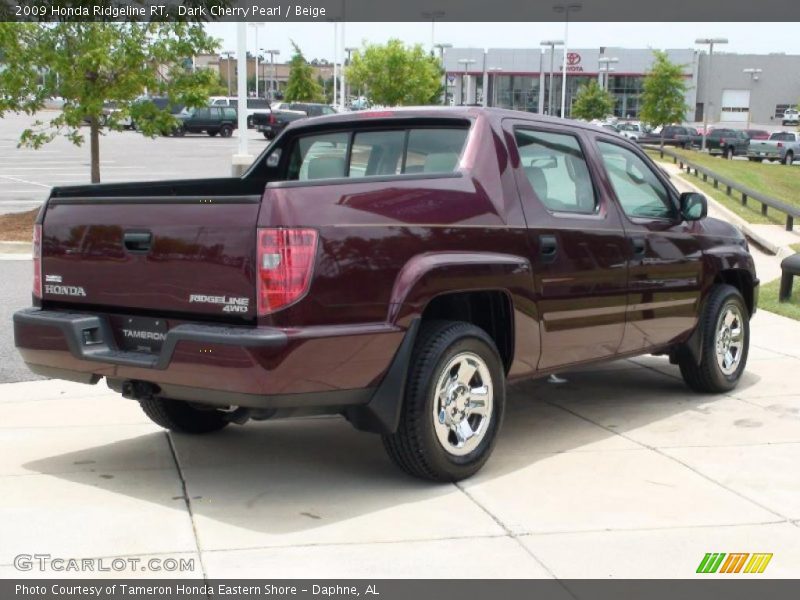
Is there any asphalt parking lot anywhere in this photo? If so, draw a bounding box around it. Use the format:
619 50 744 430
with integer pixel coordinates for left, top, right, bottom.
1 311 799 579
0 111 269 214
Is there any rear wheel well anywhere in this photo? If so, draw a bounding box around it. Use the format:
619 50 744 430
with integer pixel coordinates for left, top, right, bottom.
421 291 514 373
715 269 755 315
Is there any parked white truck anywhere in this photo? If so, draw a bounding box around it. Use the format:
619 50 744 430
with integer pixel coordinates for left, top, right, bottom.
781 108 799 126
747 131 800 165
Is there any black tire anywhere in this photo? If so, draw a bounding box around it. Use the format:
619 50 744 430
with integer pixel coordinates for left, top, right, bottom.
247 116 254 128
678 284 750 394
139 397 229 434
173 127 185 137
723 146 733 159
263 131 273 140
382 320 505 482
219 125 233 138
207 130 218 137
784 151 794 166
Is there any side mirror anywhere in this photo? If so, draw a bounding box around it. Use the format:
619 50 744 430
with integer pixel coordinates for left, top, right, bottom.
680 192 707 221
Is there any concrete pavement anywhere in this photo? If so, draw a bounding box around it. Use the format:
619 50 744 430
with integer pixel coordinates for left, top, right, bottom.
1 309 799 579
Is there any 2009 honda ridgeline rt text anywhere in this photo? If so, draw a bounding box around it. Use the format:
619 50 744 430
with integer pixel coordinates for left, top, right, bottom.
14 107 759 481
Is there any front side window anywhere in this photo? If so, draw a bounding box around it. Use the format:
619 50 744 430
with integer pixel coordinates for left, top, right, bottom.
514 128 597 214
597 141 675 220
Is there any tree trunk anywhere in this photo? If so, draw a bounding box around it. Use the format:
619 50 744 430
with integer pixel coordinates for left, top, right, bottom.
89 117 100 183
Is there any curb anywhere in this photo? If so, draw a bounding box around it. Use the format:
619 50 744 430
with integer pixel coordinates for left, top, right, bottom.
0 241 33 254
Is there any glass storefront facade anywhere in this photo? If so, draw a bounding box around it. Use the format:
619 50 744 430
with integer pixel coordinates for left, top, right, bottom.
488 74 621 118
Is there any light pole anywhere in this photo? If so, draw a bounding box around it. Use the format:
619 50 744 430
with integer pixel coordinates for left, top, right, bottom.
422 10 445 55
248 23 265 97
344 46 357 108
598 56 618 91
329 20 339 108
458 58 476 105
743 68 762 129
489 67 503 108
221 50 234 97
434 43 452 105
263 49 280 100
540 39 563 116
554 3 582 119
696 37 728 151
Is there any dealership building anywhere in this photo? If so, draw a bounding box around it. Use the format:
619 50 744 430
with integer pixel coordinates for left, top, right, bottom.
443 47 800 125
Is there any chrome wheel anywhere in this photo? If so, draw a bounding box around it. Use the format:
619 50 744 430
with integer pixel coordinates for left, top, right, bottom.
432 352 493 456
715 304 745 376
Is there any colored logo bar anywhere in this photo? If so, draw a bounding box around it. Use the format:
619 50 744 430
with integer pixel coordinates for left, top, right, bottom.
696 553 773 574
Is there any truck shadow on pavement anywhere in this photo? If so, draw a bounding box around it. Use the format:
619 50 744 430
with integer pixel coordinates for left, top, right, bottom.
23 357 765 542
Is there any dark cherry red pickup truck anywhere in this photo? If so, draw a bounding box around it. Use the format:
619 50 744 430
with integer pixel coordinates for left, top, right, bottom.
14 107 758 481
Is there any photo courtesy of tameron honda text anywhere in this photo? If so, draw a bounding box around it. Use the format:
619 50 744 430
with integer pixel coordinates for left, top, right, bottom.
2 0 800 591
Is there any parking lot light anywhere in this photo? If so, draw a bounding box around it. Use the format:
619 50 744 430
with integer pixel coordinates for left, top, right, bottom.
554 3 583 119
540 40 564 116
434 43 453 105
695 37 728 151
743 68 762 129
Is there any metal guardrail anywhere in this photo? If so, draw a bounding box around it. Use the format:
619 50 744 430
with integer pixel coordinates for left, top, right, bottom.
645 145 799 232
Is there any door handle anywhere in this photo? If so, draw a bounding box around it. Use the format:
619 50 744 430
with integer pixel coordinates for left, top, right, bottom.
123 231 152 253
539 234 558 264
631 236 646 258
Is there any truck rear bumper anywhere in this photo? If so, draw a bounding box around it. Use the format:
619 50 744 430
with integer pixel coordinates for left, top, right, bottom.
13 308 406 424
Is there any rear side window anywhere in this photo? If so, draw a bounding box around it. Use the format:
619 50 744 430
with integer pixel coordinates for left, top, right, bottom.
288 127 468 181
514 128 597 214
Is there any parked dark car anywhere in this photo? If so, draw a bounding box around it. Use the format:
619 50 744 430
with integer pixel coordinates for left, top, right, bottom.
744 129 770 141
253 102 337 139
130 96 185 132
639 125 699 148
174 106 238 137
14 107 758 481
690 128 750 158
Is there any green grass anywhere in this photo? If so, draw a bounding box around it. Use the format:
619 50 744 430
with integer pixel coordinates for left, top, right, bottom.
791 242 800 254
758 278 800 321
647 148 800 225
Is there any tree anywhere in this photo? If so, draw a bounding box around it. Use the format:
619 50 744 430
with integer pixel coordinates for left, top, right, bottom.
284 41 324 103
0 22 219 183
571 80 616 121
640 50 689 150
346 39 442 106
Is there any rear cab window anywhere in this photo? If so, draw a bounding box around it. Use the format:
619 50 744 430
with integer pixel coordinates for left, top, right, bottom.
285 125 469 182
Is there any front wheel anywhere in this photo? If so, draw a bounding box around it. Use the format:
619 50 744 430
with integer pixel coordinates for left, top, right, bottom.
678 284 750 393
382 321 505 482
219 125 233 138
139 397 229 434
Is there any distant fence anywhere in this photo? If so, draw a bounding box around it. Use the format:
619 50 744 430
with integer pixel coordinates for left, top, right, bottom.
645 145 799 232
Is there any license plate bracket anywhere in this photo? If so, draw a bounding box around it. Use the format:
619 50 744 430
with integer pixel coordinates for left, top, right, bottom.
117 316 168 353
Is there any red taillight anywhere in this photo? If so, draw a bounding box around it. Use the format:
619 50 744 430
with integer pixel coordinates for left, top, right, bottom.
32 224 42 298
257 228 318 316
269 113 276 125
777 142 784 148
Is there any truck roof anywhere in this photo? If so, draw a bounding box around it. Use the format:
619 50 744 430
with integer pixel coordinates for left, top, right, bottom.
291 106 608 134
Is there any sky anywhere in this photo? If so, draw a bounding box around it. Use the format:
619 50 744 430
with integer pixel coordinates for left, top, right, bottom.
205 22 800 61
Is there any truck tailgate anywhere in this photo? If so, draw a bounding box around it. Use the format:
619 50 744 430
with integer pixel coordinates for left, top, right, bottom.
41 199 260 319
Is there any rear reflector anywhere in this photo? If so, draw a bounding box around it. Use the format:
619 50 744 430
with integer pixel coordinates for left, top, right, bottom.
32 224 42 299
257 228 318 316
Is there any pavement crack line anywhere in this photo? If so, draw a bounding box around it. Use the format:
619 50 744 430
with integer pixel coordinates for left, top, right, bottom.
453 481 570 589
544 399 792 523
165 431 209 583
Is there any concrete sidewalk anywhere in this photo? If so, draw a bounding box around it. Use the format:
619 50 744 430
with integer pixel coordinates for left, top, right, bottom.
1 309 799 579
